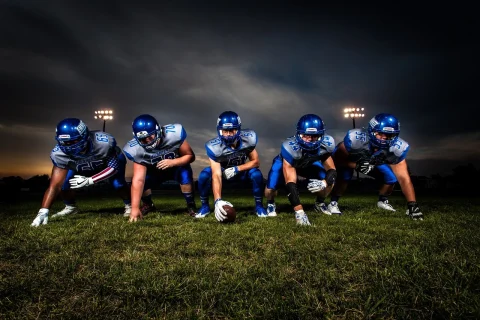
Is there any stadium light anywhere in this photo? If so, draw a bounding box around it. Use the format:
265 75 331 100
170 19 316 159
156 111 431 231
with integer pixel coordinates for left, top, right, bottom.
343 107 365 129
94 109 114 132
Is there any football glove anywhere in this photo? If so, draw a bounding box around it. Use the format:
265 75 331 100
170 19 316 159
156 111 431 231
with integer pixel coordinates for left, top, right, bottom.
295 209 311 226
31 208 49 227
223 167 239 180
356 161 375 175
214 198 233 222
307 179 327 193
69 175 94 189
406 202 423 220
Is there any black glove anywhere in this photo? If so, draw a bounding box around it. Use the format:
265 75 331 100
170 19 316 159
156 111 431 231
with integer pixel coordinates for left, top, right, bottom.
406 202 423 220
356 161 375 175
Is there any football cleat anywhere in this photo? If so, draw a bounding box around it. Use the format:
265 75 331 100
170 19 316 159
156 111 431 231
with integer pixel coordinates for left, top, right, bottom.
140 203 156 215
194 204 211 218
52 205 78 218
123 204 132 217
377 200 396 211
255 205 268 218
327 201 342 215
187 205 197 217
314 202 331 215
267 203 277 217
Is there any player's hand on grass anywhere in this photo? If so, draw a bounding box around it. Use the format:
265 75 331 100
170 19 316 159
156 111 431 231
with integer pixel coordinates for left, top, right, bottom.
31 208 49 227
128 209 143 223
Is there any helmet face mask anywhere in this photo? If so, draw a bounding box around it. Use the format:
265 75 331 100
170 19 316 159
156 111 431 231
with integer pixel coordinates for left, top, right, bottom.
217 111 241 145
295 114 325 151
368 113 400 149
55 118 90 156
132 114 162 151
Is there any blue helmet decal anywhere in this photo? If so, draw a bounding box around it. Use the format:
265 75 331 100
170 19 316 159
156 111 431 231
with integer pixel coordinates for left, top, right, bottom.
295 114 325 151
368 113 400 149
55 118 90 156
132 114 162 151
217 111 241 145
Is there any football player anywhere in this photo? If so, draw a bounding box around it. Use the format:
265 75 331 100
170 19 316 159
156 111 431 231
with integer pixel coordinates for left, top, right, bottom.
195 111 267 220
31 118 132 227
264 114 337 225
123 114 197 222
327 113 423 220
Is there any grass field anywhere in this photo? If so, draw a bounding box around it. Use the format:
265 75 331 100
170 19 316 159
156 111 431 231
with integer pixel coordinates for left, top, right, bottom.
1 192 479 319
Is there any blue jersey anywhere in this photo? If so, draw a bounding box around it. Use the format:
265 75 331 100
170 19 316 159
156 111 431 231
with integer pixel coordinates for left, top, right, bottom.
50 131 121 172
280 135 335 168
342 128 410 164
205 129 257 169
123 123 186 169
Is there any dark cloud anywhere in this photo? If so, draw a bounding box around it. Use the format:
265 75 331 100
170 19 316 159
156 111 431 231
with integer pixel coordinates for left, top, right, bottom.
0 1 478 178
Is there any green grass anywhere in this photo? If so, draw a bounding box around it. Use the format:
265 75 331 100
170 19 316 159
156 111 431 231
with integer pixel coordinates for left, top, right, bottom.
1 193 479 319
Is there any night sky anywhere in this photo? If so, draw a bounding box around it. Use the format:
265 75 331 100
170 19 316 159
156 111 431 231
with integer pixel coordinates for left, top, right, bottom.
1 1 478 179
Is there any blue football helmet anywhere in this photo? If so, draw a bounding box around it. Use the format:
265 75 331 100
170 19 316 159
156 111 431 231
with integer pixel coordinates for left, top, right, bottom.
217 111 241 145
368 113 400 149
132 114 162 151
55 118 90 156
295 114 325 151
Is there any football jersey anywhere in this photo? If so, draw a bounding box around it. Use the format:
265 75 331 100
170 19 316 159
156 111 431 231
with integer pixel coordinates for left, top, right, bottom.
280 134 335 168
205 129 257 168
343 128 410 164
123 123 186 168
50 131 120 172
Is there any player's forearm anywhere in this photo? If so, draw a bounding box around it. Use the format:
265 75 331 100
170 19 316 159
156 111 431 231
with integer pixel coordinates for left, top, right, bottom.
173 154 195 167
131 180 145 208
283 166 297 184
237 159 259 172
40 185 61 209
398 177 416 202
91 167 117 183
212 174 222 200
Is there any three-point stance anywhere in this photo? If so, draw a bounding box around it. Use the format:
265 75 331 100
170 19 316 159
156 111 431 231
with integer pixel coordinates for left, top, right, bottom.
31 118 131 226
328 113 423 219
195 111 267 220
123 114 197 222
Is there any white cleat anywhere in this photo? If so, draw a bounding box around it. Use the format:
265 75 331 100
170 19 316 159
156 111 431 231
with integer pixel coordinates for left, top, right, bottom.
267 203 277 217
51 205 78 218
123 204 132 217
314 202 331 215
377 200 396 211
327 201 342 215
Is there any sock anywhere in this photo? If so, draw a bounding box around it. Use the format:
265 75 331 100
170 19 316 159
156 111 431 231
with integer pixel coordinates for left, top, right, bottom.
254 196 263 207
330 195 340 203
315 196 325 203
200 196 209 206
379 195 388 202
267 199 275 205
183 192 195 207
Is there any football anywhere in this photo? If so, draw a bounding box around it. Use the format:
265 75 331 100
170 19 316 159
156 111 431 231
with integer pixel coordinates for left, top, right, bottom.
222 204 236 223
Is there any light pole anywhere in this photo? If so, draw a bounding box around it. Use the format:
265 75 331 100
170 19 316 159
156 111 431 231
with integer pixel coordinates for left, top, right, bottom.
94 109 114 132
344 107 365 180
343 107 365 129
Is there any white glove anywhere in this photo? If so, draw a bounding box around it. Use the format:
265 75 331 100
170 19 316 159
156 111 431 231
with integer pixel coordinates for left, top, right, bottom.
295 210 311 226
307 179 327 193
223 167 238 180
214 199 233 222
31 208 49 227
69 175 94 189
356 161 375 175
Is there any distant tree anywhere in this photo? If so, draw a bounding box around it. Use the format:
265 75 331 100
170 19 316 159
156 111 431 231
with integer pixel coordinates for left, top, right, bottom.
26 174 50 192
1 176 25 191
